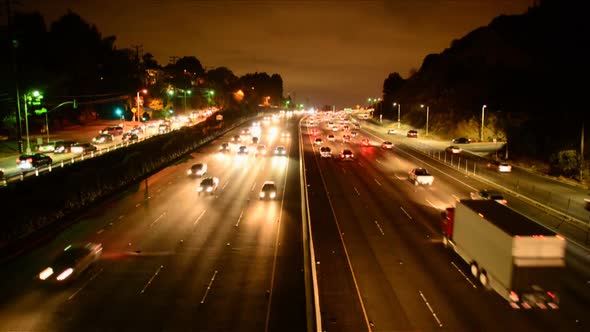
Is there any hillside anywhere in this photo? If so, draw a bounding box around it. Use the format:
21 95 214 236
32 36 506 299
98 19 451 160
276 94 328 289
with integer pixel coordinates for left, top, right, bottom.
382 0 589 177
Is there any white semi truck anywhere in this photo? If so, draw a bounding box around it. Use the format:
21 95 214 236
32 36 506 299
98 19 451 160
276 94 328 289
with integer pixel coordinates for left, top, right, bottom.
441 200 565 309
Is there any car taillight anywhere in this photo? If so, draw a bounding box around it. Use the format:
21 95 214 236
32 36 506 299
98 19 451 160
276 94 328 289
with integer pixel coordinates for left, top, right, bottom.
27 158 33 163
350 154 354 158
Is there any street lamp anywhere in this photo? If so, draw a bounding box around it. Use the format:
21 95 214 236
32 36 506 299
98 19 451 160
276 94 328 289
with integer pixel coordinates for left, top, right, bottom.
393 102 401 128
23 90 43 154
420 104 429 136
182 89 192 111
135 89 148 122
481 104 487 142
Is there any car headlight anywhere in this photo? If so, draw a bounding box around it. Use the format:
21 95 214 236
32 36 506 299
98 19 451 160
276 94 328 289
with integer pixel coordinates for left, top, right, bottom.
187 170 192 175
39 267 54 280
270 192 276 199
197 187 203 192
57 268 74 281
206 187 213 192
259 192 265 198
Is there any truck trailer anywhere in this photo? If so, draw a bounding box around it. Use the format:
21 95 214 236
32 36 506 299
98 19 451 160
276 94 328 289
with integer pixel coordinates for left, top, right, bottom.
441 200 565 309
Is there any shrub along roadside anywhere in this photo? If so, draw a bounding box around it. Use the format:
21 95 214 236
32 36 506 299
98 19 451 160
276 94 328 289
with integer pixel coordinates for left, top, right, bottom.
0 110 255 252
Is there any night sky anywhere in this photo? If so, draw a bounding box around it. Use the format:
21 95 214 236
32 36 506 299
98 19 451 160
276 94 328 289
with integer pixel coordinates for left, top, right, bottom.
19 0 531 108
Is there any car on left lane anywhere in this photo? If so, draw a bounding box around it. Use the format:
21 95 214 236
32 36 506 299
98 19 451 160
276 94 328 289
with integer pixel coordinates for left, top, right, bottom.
70 143 97 154
92 133 113 144
198 177 219 195
259 181 278 200
17 153 52 170
187 163 207 177
38 243 102 284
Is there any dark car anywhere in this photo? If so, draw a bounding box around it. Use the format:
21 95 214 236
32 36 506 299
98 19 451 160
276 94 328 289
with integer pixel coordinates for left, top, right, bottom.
38 243 102 284
259 181 278 200
340 149 354 161
407 130 418 138
231 135 241 142
54 141 77 154
100 126 123 136
16 153 52 170
92 133 114 144
70 143 97 154
187 163 207 177
219 142 231 153
452 137 471 144
198 177 219 195
122 132 139 142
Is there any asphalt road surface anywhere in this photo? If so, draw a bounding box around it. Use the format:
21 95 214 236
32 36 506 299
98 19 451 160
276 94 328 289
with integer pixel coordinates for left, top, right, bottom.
302 118 589 332
0 116 306 331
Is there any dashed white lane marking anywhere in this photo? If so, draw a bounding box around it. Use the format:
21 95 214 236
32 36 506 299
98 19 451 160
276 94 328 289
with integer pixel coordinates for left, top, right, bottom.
68 268 103 300
96 229 104 234
354 186 361 196
251 181 257 192
140 265 164 294
451 194 461 202
419 290 443 327
451 262 478 289
395 175 406 180
376 159 383 165
200 270 219 304
235 209 245 227
358 161 365 167
136 203 141 208
400 207 413 220
374 220 385 235
194 209 207 226
150 211 167 227
425 199 437 209
119 215 124 219
374 178 382 186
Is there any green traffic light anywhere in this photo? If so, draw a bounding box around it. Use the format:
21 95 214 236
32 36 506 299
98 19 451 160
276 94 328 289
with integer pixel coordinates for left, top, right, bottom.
168 90 175 96
32 90 40 97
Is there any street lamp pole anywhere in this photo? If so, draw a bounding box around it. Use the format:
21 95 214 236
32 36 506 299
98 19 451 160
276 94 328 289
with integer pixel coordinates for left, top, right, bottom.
23 94 31 154
394 102 401 128
481 104 487 142
421 104 429 136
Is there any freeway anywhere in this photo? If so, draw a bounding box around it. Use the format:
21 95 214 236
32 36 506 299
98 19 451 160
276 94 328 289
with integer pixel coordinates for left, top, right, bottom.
362 119 590 224
302 116 589 331
0 116 306 331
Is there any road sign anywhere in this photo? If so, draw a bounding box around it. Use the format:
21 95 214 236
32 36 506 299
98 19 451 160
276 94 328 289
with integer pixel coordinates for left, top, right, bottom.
131 107 137 113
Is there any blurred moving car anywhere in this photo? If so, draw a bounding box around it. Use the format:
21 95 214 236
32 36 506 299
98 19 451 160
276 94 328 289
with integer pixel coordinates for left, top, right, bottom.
314 138 323 145
452 137 471 144
0 168 4 179
252 136 259 144
446 145 462 154
350 131 358 137
54 141 77 154
486 161 512 173
327 134 335 142
255 144 267 156
340 149 354 161
130 125 144 135
387 129 397 135
382 141 394 149
17 153 53 170
219 142 231 153
408 168 434 186
259 181 278 200
470 189 508 204
281 131 291 139
92 133 113 144
38 243 102 283
342 135 351 143
360 138 370 147
70 143 97 154
274 146 287 156
231 135 241 142
237 145 249 155
241 128 251 135
158 123 171 134
122 132 139 142
407 130 418 138
187 163 207 177
37 141 59 153
320 146 332 158
198 177 219 195
100 126 123 136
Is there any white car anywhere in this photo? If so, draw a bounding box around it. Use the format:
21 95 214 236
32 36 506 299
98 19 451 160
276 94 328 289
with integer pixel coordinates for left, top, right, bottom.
314 138 323 145
198 177 219 195
274 146 287 156
387 129 397 135
408 168 434 186
327 134 335 142
446 146 462 154
487 161 512 173
320 146 332 158
381 141 394 149
187 163 207 177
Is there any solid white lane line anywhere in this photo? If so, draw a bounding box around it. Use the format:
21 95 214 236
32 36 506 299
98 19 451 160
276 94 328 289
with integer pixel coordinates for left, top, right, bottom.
354 186 361 196
194 209 207 226
68 268 103 300
140 265 164 294
419 290 443 327
425 199 437 209
235 209 245 227
374 220 385 235
374 178 382 186
451 262 478 288
400 207 413 220
200 270 219 304
96 229 104 234
150 211 167 227
251 181 257 192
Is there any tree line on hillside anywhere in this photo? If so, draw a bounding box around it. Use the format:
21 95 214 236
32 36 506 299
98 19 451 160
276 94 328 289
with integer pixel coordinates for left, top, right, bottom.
374 0 590 180
0 10 286 137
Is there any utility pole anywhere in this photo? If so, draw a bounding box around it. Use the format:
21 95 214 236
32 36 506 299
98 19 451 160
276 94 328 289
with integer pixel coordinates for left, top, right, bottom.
581 122 585 182
7 0 23 154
